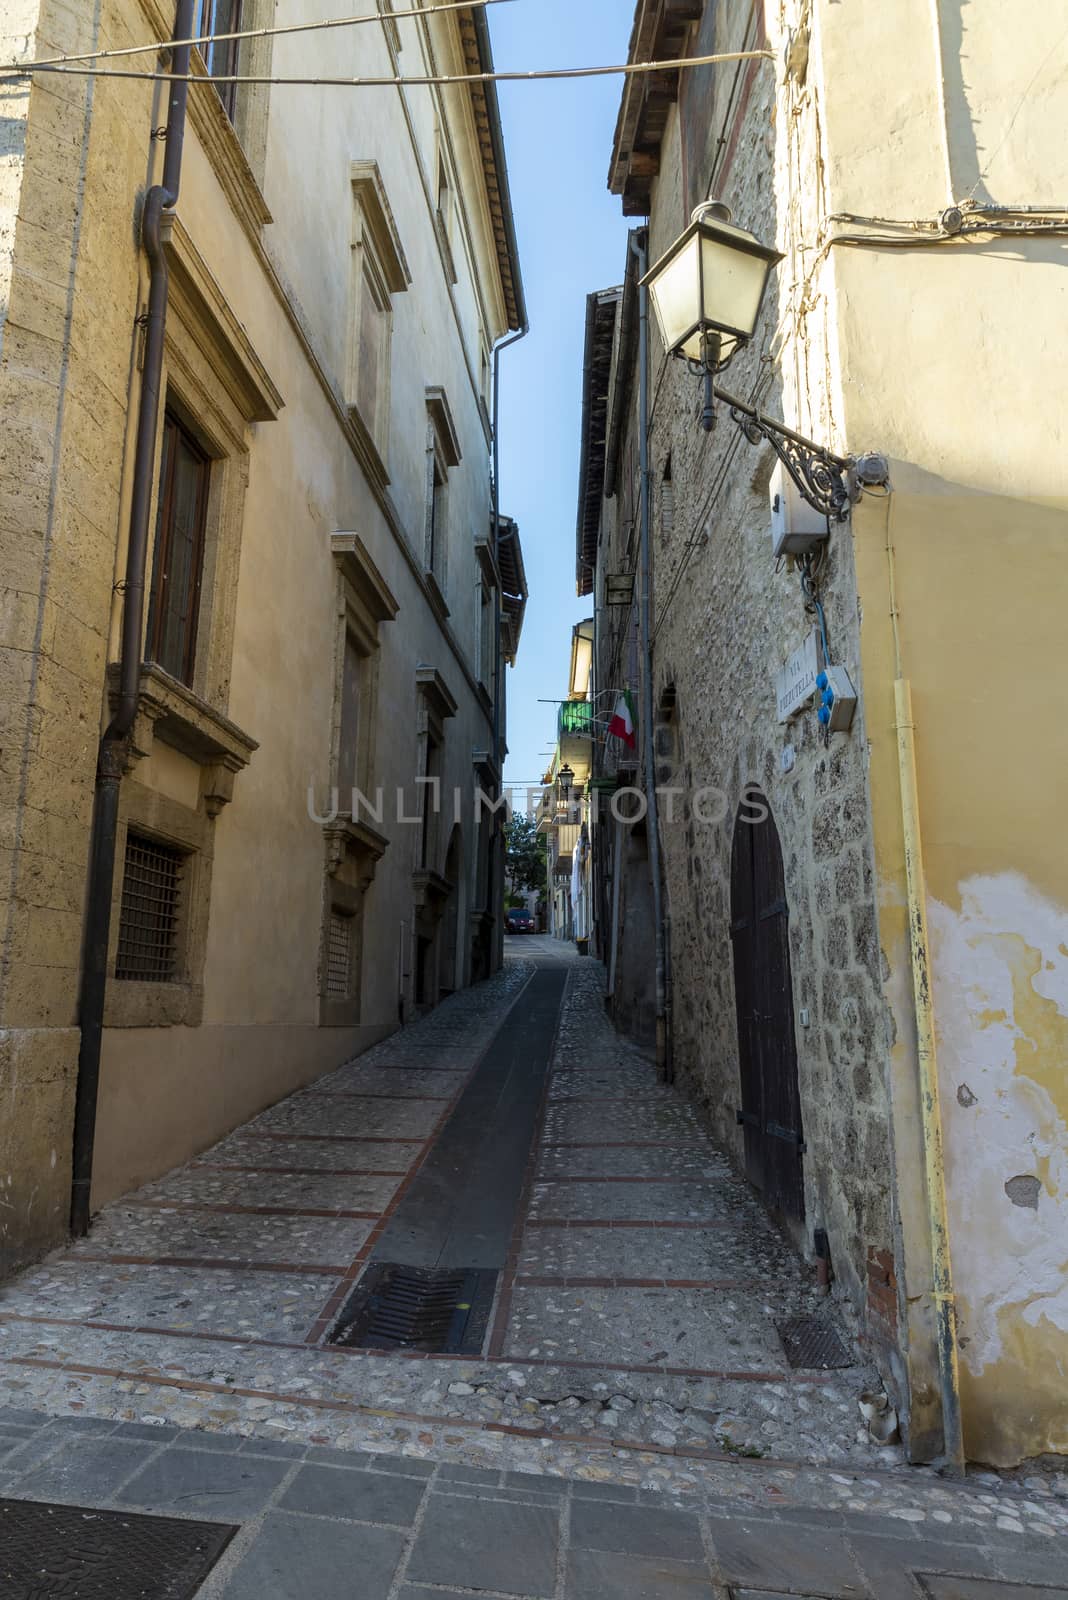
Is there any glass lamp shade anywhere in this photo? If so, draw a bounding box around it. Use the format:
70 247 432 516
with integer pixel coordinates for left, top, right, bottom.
642 213 783 367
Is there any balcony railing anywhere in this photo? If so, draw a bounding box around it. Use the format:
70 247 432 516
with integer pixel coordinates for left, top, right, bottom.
558 700 593 741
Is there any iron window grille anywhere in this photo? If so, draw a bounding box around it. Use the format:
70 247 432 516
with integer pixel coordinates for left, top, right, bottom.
327 911 353 996
116 833 185 982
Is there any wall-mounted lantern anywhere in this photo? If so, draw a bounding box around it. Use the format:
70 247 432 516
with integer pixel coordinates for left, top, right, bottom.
642 202 887 520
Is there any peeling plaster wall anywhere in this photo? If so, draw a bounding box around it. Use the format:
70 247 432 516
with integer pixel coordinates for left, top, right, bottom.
814 0 1068 1464
931 878 1068 1462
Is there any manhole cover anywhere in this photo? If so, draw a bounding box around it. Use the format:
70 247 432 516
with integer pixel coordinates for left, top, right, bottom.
329 1262 498 1355
0 1498 236 1599
776 1315 853 1370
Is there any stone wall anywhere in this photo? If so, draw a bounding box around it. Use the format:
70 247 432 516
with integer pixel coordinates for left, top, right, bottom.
597 0 897 1324
0 0 143 1273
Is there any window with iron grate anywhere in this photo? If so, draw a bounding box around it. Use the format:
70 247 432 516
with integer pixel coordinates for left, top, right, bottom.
326 911 353 996
116 833 185 982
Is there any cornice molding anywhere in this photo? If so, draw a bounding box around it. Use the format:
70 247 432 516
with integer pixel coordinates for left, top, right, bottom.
162 214 283 422
351 160 412 293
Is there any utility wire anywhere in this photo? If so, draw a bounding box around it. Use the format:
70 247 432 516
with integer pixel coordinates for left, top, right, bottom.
2 0 510 76
1 47 776 87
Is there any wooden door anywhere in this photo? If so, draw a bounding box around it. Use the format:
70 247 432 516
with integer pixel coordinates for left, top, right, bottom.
729 793 805 1219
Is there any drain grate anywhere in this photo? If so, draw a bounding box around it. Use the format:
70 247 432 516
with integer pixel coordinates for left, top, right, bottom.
0 1498 236 1599
776 1315 853 1370
329 1261 498 1355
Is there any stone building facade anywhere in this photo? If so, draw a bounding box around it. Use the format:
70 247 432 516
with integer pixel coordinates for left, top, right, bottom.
0 1 525 1271
577 0 1068 1468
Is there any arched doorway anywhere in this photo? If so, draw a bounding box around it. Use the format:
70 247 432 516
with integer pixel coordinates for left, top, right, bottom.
729 791 805 1220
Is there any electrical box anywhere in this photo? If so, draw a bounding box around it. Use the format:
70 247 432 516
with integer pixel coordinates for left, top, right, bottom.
816 665 857 733
770 464 830 559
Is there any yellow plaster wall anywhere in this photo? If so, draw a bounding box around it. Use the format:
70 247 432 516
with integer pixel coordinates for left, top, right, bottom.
812 0 1068 1464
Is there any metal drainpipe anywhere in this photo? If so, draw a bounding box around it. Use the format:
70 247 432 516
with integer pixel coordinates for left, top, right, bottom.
885 496 963 1474
490 322 527 971
635 231 669 1080
70 0 196 1238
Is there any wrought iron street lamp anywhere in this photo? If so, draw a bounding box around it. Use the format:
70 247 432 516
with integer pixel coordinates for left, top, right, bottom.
642 202 886 520
557 763 575 801
645 201 782 379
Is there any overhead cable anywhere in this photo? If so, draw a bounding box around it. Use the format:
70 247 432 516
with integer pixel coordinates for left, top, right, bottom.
1 47 777 87
3 0 511 77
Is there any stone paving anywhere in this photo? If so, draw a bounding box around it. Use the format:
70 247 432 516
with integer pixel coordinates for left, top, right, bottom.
0 947 1066 1592
0 1407 1065 1597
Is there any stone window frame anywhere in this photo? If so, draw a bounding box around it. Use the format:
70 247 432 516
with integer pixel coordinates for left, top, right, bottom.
433 130 459 286
348 162 411 470
317 533 399 1026
192 0 276 173
473 536 499 712
139 0 273 238
103 217 279 1028
156 214 282 712
104 771 212 1029
423 387 462 612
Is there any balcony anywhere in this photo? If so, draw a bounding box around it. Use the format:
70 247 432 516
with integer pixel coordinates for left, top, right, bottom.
558 699 594 776
558 700 594 741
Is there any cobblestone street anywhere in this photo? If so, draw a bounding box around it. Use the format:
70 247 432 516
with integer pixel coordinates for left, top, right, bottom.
2 951 1066 1596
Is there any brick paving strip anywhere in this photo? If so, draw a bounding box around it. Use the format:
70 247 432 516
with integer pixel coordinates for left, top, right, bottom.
301 965 553 1344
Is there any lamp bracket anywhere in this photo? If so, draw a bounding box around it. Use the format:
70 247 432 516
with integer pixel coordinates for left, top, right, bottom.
713 383 860 522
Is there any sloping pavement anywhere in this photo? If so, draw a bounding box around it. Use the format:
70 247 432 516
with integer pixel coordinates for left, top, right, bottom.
0 952 1066 1596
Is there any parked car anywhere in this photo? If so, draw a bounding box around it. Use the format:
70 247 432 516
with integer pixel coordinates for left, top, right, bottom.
506 909 536 934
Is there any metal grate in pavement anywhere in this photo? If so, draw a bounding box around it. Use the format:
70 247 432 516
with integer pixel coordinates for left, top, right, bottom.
0 1498 236 1599
775 1315 853 1370
329 1261 498 1354
731 1591 832 1599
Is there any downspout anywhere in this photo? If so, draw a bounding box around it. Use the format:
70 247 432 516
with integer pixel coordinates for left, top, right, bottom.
475 4 528 971
70 0 196 1238
490 324 527 973
635 231 669 1080
887 500 964 1477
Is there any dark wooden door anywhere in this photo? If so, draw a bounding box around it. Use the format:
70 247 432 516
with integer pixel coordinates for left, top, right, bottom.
729 793 805 1219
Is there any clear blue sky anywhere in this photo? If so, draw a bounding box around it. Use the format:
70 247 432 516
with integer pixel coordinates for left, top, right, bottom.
489 0 633 804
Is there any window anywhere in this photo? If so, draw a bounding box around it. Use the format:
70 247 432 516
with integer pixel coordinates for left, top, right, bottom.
348 165 410 461
195 0 242 121
427 455 447 591
116 833 185 982
147 410 211 687
326 911 353 996
660 455 674 541
479 337 491 409
354 252 391 446
423 389 461 601
338 631 362 791
421 736 441 869
436 149 457 283
477 581 494 690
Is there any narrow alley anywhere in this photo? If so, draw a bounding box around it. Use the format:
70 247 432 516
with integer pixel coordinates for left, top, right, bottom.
2 954 1065 1596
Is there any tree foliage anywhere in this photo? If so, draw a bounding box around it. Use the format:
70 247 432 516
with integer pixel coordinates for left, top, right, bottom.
505 812 547 895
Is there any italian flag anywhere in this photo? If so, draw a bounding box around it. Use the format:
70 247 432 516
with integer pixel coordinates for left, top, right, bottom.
608 691 637 749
